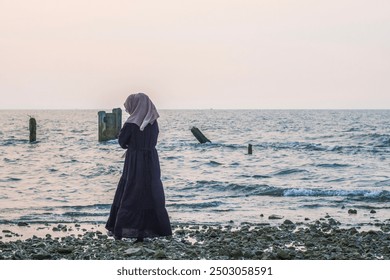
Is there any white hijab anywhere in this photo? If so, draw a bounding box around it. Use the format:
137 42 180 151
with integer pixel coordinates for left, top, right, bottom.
123 93 160 131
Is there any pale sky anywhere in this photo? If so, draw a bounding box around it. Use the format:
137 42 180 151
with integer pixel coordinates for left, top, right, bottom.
0 0 389 109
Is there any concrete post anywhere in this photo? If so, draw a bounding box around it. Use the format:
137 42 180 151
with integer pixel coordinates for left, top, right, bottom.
191 126 211 144
98 108 122 142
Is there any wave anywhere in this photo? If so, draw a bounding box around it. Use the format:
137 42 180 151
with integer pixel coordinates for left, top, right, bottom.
209 142 326 152
159 138 389 156
239 174 271 179
167 201 223 209
189 180 390 201
61 204 111 210
371 134 390 147
63 211 108 217
273 168 308 176
79 166 121 178
375 179 390 187
350 133 390 148
191 180 282 196
258 141 326 152
0 139 30 146
316 163 350 168
0 177 22 182
207 160 223 166
283 188 390 201
0 204 112 224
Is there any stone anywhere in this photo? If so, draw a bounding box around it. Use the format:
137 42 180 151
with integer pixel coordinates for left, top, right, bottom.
348 209 357 214
32 253 51 260
154 250 167 259
143 248 156 255
175 229 186 235
229 249 243 258
268 214 284 220
57 246 74 254
32 242 46 248
124 248 143 256
283 219 294 225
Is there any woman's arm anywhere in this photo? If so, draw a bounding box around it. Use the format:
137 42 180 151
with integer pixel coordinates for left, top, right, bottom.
118 123 132 149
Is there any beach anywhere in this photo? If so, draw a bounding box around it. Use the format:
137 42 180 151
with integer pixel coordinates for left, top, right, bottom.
1 215 390 260
1 110 390 229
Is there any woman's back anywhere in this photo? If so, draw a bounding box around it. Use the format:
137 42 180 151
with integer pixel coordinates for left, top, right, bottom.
118 121 159 150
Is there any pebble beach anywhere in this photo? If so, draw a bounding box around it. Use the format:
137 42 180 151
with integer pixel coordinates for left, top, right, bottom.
2 215 390 260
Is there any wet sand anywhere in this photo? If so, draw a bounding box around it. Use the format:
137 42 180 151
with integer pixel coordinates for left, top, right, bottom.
1 216 390 260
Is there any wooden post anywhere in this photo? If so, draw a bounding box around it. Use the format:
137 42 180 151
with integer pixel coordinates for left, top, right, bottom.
29 117 36 142
248 144 253 155
191 126 211 144
98 108 122 142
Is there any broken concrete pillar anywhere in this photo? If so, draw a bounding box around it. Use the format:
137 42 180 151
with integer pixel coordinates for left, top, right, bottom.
191 126 211 144
98 108 122 142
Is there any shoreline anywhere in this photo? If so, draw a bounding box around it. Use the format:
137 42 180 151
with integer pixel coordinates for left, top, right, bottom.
1 216 390 260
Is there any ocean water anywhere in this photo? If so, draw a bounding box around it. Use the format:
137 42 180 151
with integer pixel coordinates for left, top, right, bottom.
1 110 389 228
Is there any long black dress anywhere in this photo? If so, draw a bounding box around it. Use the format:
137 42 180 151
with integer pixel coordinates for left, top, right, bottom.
105 121 172 239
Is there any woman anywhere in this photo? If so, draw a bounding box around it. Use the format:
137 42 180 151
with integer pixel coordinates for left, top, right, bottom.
105 93 172 242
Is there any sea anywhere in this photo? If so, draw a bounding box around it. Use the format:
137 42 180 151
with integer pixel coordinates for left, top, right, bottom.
1 110 389 229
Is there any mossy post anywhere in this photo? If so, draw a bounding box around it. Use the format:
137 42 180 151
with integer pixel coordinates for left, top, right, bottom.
113 108 122 136
29 117 37 142
98 108 122 142
191 126 211 144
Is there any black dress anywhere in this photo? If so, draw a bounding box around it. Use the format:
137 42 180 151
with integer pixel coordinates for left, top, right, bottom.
105 121 172 239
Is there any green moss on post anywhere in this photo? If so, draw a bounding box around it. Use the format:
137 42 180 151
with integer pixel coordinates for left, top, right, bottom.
98 108 122 142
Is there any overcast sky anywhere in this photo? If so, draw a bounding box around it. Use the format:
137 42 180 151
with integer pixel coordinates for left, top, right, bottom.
0 0 389 109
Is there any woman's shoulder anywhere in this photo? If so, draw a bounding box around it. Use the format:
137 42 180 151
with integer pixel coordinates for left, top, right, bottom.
123 122 139 129
122 121 158 131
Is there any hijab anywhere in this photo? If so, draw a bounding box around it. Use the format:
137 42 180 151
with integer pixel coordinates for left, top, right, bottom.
123 93 160 131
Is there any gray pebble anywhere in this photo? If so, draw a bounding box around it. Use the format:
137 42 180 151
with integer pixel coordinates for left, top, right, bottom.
348 209 358 214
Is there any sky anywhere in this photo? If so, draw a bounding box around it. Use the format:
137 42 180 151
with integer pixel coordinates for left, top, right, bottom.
0 0 389 109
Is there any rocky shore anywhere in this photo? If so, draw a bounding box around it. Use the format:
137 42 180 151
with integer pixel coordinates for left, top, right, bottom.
1 217 390 260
